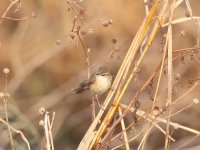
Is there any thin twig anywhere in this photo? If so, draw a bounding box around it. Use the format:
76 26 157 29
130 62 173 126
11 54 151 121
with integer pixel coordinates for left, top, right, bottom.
44 112 51 150
173 81 200 104
0 0 19 24
3 70 14 150
0 117 31 150
120 104 200 135
48 112 55 150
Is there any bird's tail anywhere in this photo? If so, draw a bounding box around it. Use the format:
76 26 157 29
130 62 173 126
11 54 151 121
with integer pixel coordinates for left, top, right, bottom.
72 80 90 94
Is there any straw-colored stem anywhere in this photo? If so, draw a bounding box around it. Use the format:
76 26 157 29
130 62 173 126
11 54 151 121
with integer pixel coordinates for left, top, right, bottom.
118 107 130 150
78 1 162 149
165 1 175 149
88 1 162 149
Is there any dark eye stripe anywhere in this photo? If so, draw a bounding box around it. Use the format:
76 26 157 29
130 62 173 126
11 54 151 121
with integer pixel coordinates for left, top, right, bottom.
102 73 109 76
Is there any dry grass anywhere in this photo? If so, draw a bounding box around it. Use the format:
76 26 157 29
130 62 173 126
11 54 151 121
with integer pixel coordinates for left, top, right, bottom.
0 0 200 149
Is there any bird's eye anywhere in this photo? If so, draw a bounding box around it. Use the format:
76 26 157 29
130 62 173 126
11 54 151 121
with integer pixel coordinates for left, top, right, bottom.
101 73 106 76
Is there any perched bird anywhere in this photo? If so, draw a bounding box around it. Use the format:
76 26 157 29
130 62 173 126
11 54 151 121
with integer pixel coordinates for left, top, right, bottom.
72 67 112 95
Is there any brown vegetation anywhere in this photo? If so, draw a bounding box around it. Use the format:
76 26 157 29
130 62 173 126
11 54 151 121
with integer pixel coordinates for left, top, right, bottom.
0 0 200 149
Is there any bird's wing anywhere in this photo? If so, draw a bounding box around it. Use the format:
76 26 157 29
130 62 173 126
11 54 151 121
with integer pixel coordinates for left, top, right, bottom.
89 72 96 84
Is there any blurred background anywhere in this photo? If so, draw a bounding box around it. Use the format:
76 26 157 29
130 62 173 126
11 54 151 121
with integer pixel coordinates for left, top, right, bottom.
0 0 200 149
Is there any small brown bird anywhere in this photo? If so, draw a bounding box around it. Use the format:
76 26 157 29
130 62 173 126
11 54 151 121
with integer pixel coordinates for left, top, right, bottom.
72 67 112 95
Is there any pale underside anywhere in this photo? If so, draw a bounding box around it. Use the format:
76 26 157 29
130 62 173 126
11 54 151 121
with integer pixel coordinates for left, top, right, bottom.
90 74 112 95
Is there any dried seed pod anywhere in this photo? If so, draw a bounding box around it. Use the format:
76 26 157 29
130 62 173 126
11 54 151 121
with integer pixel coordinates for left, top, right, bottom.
112 38 117 44
79 10 85 16
0 92 4 99
69 32 76 39
80 29 87 35
108 19 113 25
3 68 9 74
193 98 199 104
31 11 36 17
39 120 44 126
152 106 162 116
174 73 181 80
38 107 46 115
102 21 109 27
185 11 191 17
56 40 62 45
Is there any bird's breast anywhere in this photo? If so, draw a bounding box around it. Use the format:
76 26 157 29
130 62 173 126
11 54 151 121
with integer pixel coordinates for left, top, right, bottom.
90 75 112 95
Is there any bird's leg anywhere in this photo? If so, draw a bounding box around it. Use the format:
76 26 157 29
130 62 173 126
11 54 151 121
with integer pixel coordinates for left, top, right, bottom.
109 87 116 92
95 95 105 110
91 95 96 121
95 94 101 108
